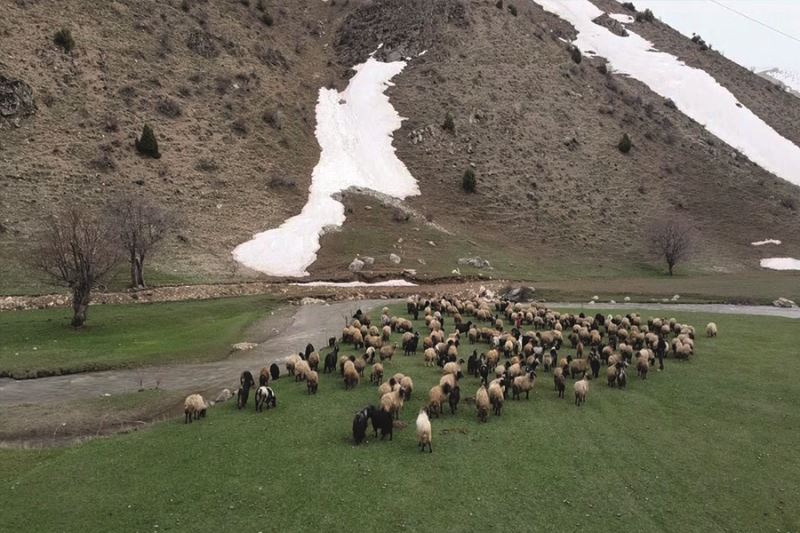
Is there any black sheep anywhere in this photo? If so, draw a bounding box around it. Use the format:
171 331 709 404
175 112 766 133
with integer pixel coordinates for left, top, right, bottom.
456 320 472 333
467 351 478 377
238 371 256 409
305 343 315 360
479 362 490 387
403 332 419 356
353 406 374 444
448 386 460 414
324 349 338 373
328 337 336 348
590 352 601 378
269 363 280 381
371 407 393 441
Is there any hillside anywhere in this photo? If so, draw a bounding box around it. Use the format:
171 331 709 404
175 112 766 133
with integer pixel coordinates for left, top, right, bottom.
2 0 800 294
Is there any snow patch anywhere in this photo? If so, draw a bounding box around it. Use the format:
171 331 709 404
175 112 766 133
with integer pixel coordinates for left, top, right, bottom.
761 68 800 96
608 13 634 23
751 239 781 246
760 257 800 270
232 58 419 276
531 1 800 187
290 280 418 287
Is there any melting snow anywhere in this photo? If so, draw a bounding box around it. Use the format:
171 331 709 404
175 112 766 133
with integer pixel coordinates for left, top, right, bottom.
532 1 800 187
760 258 800 270
233 58 419 276
608 13 634 23
762 68 800 96
290 280 417 287
751 239 782 246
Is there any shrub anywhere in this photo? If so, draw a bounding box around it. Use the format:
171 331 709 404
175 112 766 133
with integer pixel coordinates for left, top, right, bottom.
462 168 476 193
495 0 503 8
781 197 797 211
569 45 582 64
618 133 632 153
256 0 266 11
261 11 274 26
508 4 517 16
621 2 636 11
442 112 455 134
135 124 161 159
635 8 654 22
180 0 190 12
54 28 75 53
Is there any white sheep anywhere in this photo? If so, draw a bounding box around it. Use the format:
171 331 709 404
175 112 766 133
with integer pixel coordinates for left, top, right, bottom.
415 408 433 453
184 394 207 423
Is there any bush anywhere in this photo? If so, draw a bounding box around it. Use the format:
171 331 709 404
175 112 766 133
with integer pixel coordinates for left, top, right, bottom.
569 45 582 64
180 0 190 12
256 0 266 11
135 124 161 159
54 28 75 53
261 11 274 26
635 8 654 22
442 112 455 134
462 168 476 193
508 4 517 16
495 0 503 8
618 133 632 153
263 108 283 129
621 2 636 11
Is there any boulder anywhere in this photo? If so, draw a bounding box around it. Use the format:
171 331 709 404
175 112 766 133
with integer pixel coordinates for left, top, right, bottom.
458 256 491 269
361 256 375 266
348 258 365 273
0 75 36 120
232 342 258 351
389 253 401 264
300 297 325 306
773 297 797 308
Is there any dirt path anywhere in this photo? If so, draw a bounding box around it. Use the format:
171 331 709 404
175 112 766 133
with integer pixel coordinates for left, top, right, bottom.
0 299 387 407
547 302 800 319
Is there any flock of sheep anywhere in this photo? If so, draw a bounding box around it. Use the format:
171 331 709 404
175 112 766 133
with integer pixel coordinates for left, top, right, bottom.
183 293 717 454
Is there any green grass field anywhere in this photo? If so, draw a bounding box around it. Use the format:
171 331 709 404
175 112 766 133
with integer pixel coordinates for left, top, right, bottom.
0 296 276 378
2 305 798 531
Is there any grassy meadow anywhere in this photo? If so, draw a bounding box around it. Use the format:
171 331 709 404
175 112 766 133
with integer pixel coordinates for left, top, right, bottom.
0 296 276 378
1 304 799 531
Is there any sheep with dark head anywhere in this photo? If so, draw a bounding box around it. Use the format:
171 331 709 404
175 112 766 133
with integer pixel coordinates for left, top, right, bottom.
353 406 375 445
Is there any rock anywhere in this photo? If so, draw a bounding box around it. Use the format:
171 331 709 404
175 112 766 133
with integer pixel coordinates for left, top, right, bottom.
428 240 436 247
773 297 797 308
624 296 631 302
389 253 401 264
592 295 599 301
232 342 258 351
402 269 417 277
300 297 325 306
215 388 233 403
0 75 36 121
451 268 461 275
591 13 629 37
672 294 680 301
609 300 616 304
361 256 375 266
458 256 492 269
417 258 426 265
348 258 365 273
502 286 536 302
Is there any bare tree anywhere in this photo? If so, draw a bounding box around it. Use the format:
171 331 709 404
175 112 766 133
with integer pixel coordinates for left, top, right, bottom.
106 194 173 288
35 207 118 327
649 218 693 276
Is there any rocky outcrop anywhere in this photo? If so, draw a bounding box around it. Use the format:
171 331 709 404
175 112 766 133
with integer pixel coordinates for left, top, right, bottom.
0 75 35 123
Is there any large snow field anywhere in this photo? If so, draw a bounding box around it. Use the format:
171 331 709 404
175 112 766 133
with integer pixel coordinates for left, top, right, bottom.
233 58 419 277
531 0 800 187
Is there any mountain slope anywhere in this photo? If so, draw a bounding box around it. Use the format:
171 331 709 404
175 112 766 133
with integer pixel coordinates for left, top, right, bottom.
1 0 799 293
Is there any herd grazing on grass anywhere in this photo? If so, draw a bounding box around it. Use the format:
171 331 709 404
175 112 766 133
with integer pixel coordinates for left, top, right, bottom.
183 293 715 456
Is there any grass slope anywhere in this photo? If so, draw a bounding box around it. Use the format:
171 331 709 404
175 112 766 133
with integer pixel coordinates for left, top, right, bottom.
2 305 799 531
0 296 275 378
